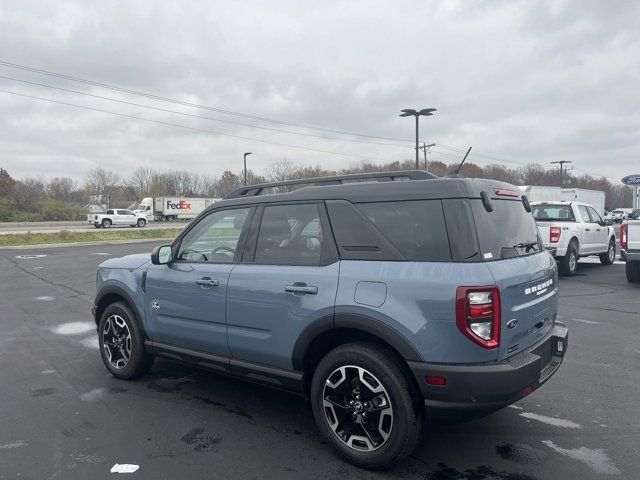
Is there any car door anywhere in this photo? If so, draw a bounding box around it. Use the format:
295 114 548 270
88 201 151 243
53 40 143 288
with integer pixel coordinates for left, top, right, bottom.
587 206 609 252
144 206 254 356
577 205 596 253
226 202 339 371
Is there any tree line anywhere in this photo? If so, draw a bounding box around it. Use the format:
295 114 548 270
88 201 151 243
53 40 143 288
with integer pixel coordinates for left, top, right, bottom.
0 160 633 221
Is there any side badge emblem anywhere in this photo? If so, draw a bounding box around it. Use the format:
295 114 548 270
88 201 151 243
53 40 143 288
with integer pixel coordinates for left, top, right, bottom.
152 299 160 311
507 319 518 329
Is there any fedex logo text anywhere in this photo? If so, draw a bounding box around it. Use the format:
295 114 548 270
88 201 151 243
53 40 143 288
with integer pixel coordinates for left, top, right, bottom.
166 200 192 210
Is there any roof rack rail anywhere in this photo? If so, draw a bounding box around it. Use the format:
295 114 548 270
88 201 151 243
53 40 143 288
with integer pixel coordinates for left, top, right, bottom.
225 170 436 198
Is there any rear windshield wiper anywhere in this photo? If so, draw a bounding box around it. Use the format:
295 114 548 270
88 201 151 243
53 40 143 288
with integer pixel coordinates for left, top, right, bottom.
513 241 539 252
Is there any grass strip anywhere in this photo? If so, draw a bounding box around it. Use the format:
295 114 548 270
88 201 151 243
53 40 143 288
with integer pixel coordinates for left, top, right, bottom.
0 228 183 247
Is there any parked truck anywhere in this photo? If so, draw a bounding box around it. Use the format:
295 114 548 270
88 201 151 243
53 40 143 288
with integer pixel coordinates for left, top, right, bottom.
133 197 220 221
520 186 606 215
621 210 640 282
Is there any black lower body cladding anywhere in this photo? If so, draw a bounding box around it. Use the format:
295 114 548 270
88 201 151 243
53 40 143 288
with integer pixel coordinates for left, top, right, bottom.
408 322 568 420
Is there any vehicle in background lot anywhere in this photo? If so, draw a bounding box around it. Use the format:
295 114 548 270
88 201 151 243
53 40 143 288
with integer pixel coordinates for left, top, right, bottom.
621 214 640 283
133 196 220 222
93 171 568 469
531 201 616 276
88 209 147 228
611 209 630 222
519 186 606 216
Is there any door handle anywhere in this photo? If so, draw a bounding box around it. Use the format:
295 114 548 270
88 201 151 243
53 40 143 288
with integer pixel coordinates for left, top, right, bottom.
195 277 219 287
585 228 590 231
285 283 318 295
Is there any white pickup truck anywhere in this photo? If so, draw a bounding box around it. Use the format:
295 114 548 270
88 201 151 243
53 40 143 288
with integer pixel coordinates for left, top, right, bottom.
621 209 640 282
531 201 616 276
87 209 147 229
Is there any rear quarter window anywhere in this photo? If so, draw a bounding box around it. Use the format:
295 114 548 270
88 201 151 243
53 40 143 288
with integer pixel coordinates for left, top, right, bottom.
532 204 575 221
355 200 452 262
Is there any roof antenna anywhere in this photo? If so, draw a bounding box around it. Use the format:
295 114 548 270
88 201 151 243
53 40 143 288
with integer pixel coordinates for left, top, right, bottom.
447 147 472 177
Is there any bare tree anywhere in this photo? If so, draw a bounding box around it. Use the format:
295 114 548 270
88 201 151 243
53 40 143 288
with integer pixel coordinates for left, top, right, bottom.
47 177 77 202
85 167 120 195
0 167 15 197
12 177 46 211
214 171 242 198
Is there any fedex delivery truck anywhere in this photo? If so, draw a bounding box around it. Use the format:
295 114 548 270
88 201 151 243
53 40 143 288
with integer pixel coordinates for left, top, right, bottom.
133 197 220 221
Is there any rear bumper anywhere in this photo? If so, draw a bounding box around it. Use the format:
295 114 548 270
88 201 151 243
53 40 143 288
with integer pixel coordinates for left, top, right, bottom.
408 322 568 416
621 249 640 262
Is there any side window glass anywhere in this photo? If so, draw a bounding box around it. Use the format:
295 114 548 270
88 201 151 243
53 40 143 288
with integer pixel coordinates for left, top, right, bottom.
177 208 250 263
587 207 602 224
255 204 322 266
107 210 114 215
578 206 591 223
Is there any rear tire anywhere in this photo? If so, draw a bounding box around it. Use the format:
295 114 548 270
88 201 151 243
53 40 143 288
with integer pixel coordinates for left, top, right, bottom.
559 242 578 276
93 224 101 229
310 342 422 469
98 301 154 380
626 261 640 283
599 238 616 265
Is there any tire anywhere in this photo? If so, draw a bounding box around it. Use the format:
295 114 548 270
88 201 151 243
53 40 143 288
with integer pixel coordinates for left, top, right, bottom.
102 219 112 228
93 224 101 229
137 219 146 228
167 215 176 222
310 342 422 469
559 242 578 276
627 261 640 283
599 238 616 265
98 301 154 380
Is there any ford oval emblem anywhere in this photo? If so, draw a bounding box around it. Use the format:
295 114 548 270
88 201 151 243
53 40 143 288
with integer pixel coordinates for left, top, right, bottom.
507 319 518 329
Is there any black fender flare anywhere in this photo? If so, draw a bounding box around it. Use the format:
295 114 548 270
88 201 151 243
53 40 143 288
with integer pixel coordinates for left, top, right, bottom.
94 285 147 337
291 312 424 371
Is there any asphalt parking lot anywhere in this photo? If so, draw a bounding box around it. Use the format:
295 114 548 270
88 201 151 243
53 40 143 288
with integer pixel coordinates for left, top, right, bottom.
1 241 638 479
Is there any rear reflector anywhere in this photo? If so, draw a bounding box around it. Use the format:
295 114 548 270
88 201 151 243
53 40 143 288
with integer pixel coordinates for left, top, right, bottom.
522 386 534 397
550 226 561 243
620 224 628 249
493 188 520 197
425 375 446 386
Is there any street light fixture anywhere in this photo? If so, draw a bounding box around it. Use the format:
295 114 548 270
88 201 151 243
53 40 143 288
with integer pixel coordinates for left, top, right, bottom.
243 152 253 186
399 108 437 169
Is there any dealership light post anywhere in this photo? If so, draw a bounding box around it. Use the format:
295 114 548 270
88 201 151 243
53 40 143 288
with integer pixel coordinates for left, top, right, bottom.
399 108 437 169
243 152 252 186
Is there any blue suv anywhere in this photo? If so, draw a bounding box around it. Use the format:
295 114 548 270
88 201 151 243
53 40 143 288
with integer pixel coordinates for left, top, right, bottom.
93 171 568 468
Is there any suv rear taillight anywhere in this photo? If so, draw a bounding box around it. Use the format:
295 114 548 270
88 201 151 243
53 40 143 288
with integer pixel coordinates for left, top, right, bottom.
456 286 501 349
550 226 561 243
620 224 628 249
95 215 98 220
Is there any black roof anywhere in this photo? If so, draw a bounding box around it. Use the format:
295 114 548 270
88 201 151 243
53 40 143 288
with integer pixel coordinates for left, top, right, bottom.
209 171 520 211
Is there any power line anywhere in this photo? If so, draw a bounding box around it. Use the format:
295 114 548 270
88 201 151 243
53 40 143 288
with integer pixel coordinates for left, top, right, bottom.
0 60 414 143
0 74 412 148
0 88 395 162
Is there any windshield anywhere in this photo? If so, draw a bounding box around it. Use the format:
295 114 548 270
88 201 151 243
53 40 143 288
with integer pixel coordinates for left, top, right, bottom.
472 199 543 260
531 204 575 222
136 204 147 211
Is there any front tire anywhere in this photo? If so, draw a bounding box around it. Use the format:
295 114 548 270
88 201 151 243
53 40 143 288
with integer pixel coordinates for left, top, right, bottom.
559 243 578 276
102 219 112 228
599 238 616 265
627 261 640 283
310 342 422 469
98 301 154 380
137 219 146 227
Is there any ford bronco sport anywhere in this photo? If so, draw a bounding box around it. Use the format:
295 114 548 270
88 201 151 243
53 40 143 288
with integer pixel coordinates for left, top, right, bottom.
92 171 568 469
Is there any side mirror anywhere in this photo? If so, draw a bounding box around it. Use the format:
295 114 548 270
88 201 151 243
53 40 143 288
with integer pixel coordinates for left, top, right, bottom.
603 219 613 226
151 245 173 265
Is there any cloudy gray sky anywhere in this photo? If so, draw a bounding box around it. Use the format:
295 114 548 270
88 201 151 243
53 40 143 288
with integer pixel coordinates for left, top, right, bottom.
0 0 638 184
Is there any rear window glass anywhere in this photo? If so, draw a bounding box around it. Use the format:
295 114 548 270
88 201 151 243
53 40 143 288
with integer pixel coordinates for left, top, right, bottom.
532 204 575 222
471 199 542 260
356 200 451 261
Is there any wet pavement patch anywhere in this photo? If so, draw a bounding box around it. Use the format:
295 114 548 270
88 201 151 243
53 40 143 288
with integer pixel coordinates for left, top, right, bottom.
15 254 47 259
542 440 621 475
147 376 195 393
426 463 538 480
193 395 254 420
31 387 56 397
495 443 546 465
519 412 581 429
52 321 94 335
180 428 222 453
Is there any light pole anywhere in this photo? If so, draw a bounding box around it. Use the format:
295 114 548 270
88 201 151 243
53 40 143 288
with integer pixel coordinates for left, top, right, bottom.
551 160 572 187
243 152 252 186
399 108 437 169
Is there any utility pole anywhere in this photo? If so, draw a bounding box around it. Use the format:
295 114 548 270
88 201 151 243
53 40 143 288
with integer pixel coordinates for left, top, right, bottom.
551 160 572 187
418 143 435 171
243 152 252 186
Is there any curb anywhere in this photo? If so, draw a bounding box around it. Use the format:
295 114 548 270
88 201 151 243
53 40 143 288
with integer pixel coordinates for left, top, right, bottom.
0 238 170 250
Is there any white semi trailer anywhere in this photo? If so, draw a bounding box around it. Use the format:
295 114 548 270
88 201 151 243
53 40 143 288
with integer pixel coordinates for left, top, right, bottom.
133 196 220 221
519 186 606 215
